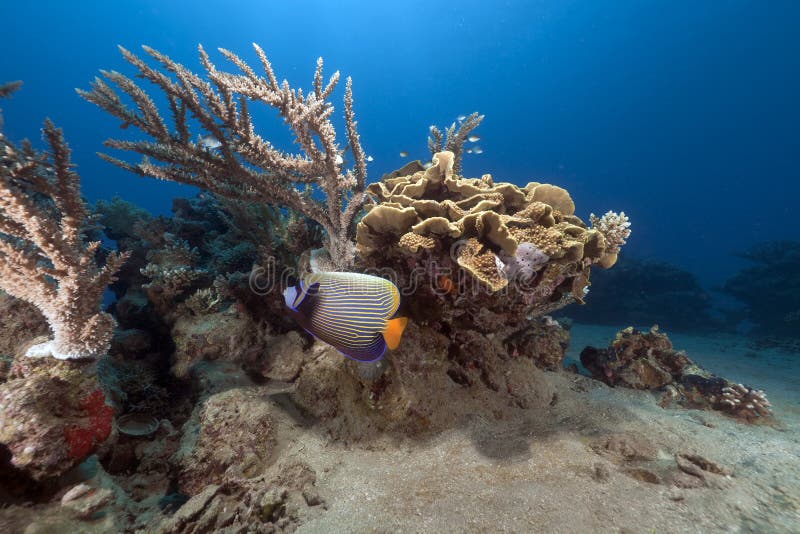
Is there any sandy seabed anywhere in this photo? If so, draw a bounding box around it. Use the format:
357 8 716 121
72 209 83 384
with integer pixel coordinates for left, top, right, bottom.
291 325 800 533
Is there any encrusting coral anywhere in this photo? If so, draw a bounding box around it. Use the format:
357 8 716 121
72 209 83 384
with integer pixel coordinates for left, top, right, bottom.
0 84 129 360
79 43 367 270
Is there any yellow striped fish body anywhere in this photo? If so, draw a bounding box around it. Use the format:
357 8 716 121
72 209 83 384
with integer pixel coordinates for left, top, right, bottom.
283 272 407 362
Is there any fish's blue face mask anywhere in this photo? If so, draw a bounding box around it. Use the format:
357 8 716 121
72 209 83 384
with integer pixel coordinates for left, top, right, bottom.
283 285 299 310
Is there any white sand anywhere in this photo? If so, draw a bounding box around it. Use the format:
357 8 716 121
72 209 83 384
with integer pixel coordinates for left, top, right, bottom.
292 324 800 533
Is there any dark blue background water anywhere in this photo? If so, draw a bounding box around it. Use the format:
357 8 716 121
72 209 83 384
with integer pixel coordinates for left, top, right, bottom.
1 0 798 290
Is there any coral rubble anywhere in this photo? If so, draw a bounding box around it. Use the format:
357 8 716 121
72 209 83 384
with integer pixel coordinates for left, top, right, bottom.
580 326 773 423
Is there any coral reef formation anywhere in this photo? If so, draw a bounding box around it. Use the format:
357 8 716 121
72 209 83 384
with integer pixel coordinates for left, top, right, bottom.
0 87 128 359
0 47 644 531
561 256 720 332
0 86 123 496
723 240 800 338
357 151 629 331
79 44 367 269
90 189 573 434
580 326 773 423
290 317 566 439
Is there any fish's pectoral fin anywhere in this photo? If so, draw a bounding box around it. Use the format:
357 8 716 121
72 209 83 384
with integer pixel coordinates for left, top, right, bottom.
382 317 408 350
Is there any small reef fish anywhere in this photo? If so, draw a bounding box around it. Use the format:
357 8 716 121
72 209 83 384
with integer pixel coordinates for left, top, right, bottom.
335 154 344 165
472 146 483 154
284 272 408 362
466 149 473 154
366 155 374 162
399 151 408 158
436 275 456 295
197 134 222 149
467 135 480 142
457 115 466 122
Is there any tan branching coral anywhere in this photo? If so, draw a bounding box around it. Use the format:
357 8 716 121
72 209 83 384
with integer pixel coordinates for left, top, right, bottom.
0 81 22 101
428 112 484 174
78 44 368 269
0 105 129 359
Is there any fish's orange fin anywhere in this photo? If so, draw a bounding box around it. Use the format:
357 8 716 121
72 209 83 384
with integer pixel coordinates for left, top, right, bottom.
382 317 408 350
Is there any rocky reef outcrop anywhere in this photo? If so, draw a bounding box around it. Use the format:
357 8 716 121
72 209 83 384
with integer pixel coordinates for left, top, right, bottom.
0 353 114 493
356 152 628 334
580 326 773 423
723 240 800 340
561 256 721 332
291 317 565 440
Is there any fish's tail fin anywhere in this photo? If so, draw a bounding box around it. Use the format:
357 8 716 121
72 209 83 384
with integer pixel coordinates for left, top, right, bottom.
383 317 408 350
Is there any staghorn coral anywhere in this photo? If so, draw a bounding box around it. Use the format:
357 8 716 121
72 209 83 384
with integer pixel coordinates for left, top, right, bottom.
0 80 23 100
427 112 484 174
79 44 368 269
0 94 129 359
357 151 627 327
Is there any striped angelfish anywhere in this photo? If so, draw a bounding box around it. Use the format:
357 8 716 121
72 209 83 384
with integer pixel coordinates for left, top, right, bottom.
283 272 408 362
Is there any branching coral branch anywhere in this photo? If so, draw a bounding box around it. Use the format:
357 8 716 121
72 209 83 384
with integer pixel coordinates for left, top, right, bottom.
428 112 483 174
0 95 129 359
590 211 631 255
78 44 369 269
0 81 22 100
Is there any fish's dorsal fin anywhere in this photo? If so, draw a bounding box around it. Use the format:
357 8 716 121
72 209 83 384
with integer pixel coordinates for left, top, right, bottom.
382 317 408 350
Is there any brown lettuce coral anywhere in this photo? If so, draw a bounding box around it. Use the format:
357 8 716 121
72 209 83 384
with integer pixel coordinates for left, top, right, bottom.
356 151 623 325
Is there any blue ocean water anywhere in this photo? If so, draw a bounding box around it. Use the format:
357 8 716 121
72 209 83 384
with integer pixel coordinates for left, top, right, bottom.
1 0 798 294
